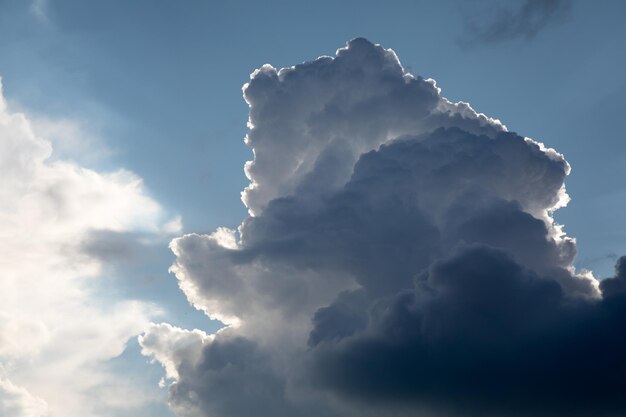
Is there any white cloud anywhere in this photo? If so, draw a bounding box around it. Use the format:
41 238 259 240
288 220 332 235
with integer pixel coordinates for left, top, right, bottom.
240 38 505 215
139 323 212 382
28 115 113 164
0 379 47 417
0 78 176 417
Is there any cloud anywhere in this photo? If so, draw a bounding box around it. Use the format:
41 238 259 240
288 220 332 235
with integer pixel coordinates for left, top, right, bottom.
307 245 626 416
141 39 626 417
240 37 505 215
461 0 573 45
0 79 177 416
600 256 626 298
28 0 48 23
0 379 47 417
28 115 112 164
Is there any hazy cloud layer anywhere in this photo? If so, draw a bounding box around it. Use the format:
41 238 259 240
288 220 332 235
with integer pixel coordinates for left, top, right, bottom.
142 39 626 417
462 0 573 45
0 79 178 417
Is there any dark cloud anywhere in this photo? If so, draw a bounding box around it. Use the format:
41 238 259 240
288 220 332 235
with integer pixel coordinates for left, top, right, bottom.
308 245 626 417
141 39 626 417
600 256 626 298
461 0 573 45
168 336 297 417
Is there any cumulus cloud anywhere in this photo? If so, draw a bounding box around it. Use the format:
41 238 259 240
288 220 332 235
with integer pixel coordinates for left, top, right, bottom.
141 39 626 417
0 79 177 416
461 0 573 45
241 37 505 215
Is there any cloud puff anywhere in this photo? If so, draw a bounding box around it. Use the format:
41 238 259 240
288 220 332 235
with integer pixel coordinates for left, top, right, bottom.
142 39 625 417
461 0 573 45
0 379 47 417
0 79 177 417
600 256 626 298
241 37 505 215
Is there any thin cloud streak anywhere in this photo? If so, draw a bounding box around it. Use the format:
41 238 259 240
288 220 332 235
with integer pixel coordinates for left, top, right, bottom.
461 0 573 45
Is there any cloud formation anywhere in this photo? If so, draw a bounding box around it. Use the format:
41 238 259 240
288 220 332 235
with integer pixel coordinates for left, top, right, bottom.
0 79 178 417
141 39 626 417
462 0 572 45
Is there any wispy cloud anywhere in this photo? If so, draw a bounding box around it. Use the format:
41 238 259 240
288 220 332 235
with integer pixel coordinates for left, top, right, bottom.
461 0 573 45
28 0 49 23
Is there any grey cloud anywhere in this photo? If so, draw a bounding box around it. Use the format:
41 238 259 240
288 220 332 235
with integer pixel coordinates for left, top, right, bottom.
461 0 573 45
168 335 296 417
600 256 626 297
79 230 144 264
141 39 626 417
308 245 626 417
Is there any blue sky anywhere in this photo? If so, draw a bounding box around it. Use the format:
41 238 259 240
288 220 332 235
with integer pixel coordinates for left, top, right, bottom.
1 1 625 416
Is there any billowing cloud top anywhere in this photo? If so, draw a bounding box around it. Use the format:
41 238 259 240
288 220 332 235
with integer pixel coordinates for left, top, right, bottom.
241 37 505 215
141 39 626 417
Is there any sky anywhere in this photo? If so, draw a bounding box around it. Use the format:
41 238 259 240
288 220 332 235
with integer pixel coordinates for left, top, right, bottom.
0 1 626 416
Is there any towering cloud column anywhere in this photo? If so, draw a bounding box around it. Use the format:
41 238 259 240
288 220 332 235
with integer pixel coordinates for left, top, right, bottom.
142 39 626 417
